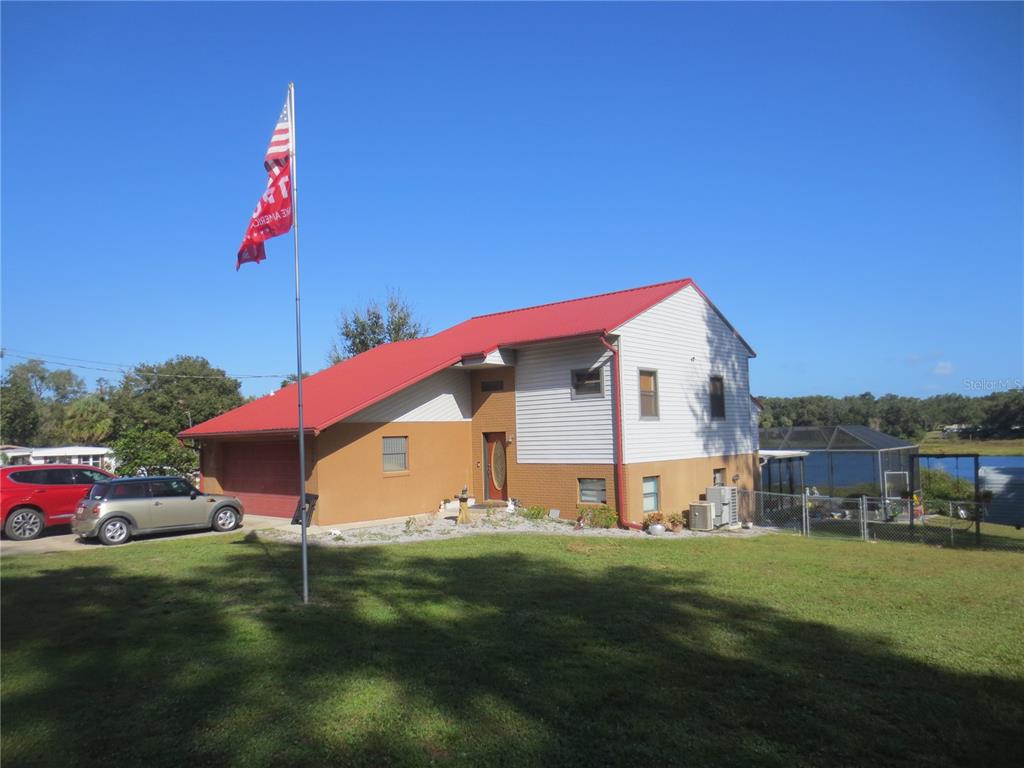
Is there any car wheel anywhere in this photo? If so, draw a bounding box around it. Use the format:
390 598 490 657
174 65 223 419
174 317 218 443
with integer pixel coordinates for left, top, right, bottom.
98 517 131 546
4 508 44 541
212 507 239 532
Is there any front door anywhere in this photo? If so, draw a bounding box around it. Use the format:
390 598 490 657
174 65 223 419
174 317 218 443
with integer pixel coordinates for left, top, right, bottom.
484 433 508 501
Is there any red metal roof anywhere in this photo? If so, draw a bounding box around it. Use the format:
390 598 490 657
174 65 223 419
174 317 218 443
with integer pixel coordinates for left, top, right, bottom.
181 278 751 438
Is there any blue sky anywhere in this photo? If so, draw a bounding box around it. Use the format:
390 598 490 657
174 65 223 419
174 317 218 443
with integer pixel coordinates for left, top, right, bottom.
2 1 1021 399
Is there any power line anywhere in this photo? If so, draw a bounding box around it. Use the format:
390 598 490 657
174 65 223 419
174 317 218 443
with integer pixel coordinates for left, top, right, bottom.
0 349 288 380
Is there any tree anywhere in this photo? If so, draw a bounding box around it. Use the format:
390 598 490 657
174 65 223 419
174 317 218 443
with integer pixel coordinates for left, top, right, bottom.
0 361 85 445
328 291 427 363
111 427 197 477
0 376 39 445
979 389 1024 438
63 395 114 444
279 371 312 389
111 356 244 436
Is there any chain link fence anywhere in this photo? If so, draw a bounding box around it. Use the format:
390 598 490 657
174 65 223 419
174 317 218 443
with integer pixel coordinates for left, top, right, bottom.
736 490 1024 552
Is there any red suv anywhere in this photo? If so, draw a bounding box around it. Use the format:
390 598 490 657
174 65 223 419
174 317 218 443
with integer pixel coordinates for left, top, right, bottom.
2 464 116 540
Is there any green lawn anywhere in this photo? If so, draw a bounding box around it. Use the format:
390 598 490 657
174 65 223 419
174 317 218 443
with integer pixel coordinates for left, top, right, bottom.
3 533 1023 768
918 434 1024 456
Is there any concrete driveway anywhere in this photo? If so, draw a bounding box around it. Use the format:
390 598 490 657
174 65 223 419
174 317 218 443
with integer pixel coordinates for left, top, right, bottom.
0 515 296 558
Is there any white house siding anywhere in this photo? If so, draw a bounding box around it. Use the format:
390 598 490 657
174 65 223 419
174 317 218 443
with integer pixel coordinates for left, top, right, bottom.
615 285 756 464
346 368 471 423
514 338 614 464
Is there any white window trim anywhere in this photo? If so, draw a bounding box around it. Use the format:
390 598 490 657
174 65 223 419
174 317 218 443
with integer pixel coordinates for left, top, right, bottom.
642 475 661 512
638 369 659 420
570 366 605 400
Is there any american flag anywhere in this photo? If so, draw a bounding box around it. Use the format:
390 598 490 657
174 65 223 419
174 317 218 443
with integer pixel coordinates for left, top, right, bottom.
264 98 291 173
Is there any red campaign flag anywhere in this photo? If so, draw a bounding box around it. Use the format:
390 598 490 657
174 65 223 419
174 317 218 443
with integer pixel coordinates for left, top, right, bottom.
236 98 293 269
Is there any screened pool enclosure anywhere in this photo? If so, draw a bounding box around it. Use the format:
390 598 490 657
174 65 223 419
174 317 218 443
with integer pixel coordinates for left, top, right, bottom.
760 426 918 499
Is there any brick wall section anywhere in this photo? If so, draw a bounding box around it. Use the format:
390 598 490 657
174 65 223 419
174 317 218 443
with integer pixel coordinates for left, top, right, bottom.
512 462 618 519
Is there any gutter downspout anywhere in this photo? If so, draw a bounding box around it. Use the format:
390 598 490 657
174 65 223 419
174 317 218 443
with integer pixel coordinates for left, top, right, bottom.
600 334 642 530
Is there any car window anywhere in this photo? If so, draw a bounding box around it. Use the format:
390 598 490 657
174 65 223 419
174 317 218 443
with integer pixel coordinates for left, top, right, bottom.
72 468 111 485
50 469 79 484
8 469 47 484
109 483 150 500
149 479 193 497
87 483 111 500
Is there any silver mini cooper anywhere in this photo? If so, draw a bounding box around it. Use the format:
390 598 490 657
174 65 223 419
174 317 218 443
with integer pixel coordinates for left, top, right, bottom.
73 477 244 545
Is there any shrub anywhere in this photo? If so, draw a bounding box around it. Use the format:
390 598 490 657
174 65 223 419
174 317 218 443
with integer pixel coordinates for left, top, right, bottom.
642 511 665 531
666 510 686 528
582 505 617 529
519 504 547 520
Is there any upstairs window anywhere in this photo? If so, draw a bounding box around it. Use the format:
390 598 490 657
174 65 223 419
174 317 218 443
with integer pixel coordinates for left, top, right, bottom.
382 436 408 472
639 370 659 418
571 367 603 399
710 376 726 419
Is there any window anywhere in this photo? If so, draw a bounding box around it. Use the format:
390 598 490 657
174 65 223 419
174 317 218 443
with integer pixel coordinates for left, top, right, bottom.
149 479 193 497
578 478 607 504
382 436 408 472
480 380 504 393
72 468 111 485
710 376 726 419
713 468 726 487
110 482 150 499
571 368 603 399
639 370 658 418
642 476 660 513
8 469 48 485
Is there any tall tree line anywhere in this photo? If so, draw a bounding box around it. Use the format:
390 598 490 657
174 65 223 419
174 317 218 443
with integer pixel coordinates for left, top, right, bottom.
1 356 244 474
757 390 1024 440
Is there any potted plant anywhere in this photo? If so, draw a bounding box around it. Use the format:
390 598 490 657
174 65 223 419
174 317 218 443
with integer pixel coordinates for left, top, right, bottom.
666 510 686 533
643 511 666 536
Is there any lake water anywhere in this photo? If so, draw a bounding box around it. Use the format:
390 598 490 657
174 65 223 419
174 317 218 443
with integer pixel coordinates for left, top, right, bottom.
919 455 1024 479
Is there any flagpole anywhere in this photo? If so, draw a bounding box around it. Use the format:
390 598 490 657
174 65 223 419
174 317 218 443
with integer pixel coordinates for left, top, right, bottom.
288 81 310 604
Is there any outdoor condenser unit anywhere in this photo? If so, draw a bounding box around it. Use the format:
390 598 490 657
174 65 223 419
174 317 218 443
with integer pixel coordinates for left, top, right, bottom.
705 486 739 527
689 502 715 531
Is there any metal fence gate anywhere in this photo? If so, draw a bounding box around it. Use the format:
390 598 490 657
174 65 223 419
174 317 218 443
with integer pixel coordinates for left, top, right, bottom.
736 490 1023 552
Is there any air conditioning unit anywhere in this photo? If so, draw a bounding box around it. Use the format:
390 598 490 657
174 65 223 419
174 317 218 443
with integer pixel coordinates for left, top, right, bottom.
706 486 738 527
689 502 715 531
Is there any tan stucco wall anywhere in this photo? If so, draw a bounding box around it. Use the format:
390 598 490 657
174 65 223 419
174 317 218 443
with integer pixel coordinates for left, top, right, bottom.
623 452 759 524
470 368 518 501
313 421 472 525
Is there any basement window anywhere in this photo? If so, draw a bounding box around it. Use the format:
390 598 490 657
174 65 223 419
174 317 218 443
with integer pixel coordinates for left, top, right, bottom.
571 367 603 399
382 436 408 472
642 476 660 513
578 478 607 504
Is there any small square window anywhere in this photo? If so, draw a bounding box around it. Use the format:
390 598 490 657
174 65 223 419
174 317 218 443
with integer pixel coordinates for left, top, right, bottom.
639 370 658 418
713 467 726 487
710 376 726 419
480 380 504 392
571 368 603 399
578 478 607 504
642 476 660 513
382 436 408 472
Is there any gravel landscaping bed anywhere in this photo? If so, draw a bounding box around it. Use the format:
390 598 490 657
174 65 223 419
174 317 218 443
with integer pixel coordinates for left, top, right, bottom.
254 508 770 548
